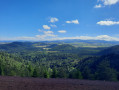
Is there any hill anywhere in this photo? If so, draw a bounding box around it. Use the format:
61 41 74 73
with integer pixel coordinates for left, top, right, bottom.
0 41 119 81
0 42 43 53
99 45 119 55
50 44 76 52
77 54 119 81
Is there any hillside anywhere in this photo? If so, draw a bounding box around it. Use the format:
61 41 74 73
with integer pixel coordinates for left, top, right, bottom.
49 44 76 52
0 42 119 81
99 45 119 55
0 42 43 53
77 54 119 81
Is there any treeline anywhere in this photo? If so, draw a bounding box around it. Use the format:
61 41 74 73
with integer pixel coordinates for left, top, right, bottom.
0 52 83 79
0 51 119 81
77 54 119 81
0 42 119 81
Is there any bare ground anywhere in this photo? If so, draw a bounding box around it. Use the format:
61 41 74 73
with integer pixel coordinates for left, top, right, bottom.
0 76 119 90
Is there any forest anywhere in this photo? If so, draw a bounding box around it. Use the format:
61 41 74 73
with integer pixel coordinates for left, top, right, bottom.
0 41 119 81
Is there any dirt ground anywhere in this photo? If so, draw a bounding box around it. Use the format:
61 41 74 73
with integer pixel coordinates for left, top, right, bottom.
0 76 119 90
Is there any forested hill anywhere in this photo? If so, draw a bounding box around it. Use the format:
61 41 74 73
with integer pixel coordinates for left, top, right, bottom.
0 42 43 52
0 41 119 81
98 45 119 55
49 44 76 52
0 52 24 76
77 54 119 81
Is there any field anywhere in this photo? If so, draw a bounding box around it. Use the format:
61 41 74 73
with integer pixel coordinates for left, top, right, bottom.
0 76 119 90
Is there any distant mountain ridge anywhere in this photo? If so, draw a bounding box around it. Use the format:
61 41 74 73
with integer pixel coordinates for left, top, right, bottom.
1 39 119 46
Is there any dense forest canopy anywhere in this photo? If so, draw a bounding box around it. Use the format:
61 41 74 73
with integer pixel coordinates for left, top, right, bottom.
0 41 119 81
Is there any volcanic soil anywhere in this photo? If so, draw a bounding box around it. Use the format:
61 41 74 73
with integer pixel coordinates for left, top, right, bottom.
0 76 119 90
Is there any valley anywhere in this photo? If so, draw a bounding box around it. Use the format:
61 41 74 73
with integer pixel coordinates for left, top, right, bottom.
0 41 119 81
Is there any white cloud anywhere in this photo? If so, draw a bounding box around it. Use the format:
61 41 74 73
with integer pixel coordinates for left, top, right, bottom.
95 0 119 8
66 21 71 23
50 24 57 28
103 0 119 5
49 17 58 23
43 25 51 30
58 30 67 33
55 35 119 41
1 35 119 41
35 29 57 40
44 31 54 34
38 29 54 34
94 4 102 8
38 30 57 38
97 20 119 26
95 35 119 41
66 19 79 24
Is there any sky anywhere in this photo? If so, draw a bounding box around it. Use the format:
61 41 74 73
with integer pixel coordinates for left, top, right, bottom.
0 0 119 41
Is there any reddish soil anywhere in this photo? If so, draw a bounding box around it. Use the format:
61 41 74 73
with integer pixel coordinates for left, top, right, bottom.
0 76 119 90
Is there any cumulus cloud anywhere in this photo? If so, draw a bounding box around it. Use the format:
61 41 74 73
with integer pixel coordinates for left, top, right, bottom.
49 17 58 23
97 20 119 26
66 19 79 24
34 29 57 40
50 24 57 28
58 30 67 33
94 4 102 8
103 0 119 5
95 0 119 8
43 25 51 30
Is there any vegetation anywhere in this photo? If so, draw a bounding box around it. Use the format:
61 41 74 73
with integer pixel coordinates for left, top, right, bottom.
0 41 119 81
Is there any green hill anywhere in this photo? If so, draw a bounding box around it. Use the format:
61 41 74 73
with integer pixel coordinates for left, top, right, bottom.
77 54 119 81
50 44 76 52
99 45 119 55
0 42 43 52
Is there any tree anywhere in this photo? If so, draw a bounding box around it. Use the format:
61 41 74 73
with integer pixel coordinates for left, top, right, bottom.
52 68 58 78
27 65 33 77
0 65 4 76
44 71 50 78
69 69 83 79
32 68 38 77
82 66 94 80
96 60 118 81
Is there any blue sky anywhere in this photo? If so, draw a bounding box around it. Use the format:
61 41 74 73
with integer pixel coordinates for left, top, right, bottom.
0 0 119 41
